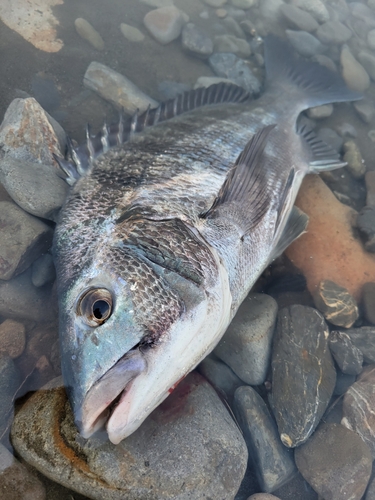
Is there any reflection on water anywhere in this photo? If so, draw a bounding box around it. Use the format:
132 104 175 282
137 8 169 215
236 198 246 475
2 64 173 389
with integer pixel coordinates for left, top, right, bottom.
1 0 375 499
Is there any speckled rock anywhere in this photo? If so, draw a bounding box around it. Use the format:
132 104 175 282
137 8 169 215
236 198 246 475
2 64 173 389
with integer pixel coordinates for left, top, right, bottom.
259 0 284 23
208 52 260 94
329 330 363 375
181 23 213 58
362 282 375 325
316 21 352 44
280 4 318 32
0 319 26 359
333 371 356 396
271 305 336 448
233 386 296 492
198 355 243 404
84 62 158 114
295 423 372 500
286 176 375 300
341 45 370 92
12 373 248 500
350 2 375 28
342 366 375 458
0 444 46 500
214 293 278 385
313 279 359 328
285 30 325 58
120 23 145 42
143 6 186 44
0 201 53 281
306 104 333 119
345 326 375 363
74 18 104 50
343 140 366 179
31 253 55 287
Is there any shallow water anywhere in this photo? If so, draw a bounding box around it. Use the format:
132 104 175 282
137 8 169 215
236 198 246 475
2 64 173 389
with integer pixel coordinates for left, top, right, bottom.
1 0 375 499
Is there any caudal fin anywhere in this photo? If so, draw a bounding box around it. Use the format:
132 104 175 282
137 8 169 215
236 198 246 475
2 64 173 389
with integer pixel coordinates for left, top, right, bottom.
264 35 362 109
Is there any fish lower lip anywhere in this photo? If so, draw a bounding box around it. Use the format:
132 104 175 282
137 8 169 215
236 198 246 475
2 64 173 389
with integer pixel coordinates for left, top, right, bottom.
79 349 146 438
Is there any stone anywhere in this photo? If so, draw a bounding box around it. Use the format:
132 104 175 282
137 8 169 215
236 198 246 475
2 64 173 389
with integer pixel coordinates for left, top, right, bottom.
362 282 375 324
214 35 251 58
216 8 227 17
342 365 375 458
295 423 372 500
0 319 26 359
0 268 56 322
0 201 53 281
329 330 363 375
231 0 256 8
204 0 227 6
0 97 62 166
368 29 375 50
271 305 336 448
0 443 46 500
369 130 375 143
333 371 356 396
357 51 375 81
84 62 158 114
353 98 375 124
316 21 352 44
12 373 248 500
357 206 375 252
306 104 333 119
313 279 359 328
350 2 375 28
259 0 284 23
345 326 375 363
143 6 186 44
0 155 68 220
285 175 375 301
31 253 55 287
194 76 234 89
181 23 213 58
222 16 245 38
74 18 104 50
240 19 257 36
209 52 261 94
233 386 296 492
285 30 325 58
197 356 243 403
120 23 145 43
289 0 330 22
280 4 319 32
214 293 278 385
343 140 366 179
340 45 370 92
365 171 375 206
0 354 21 439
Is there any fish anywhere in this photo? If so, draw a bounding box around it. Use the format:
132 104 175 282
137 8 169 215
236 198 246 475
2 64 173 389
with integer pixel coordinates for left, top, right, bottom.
53 35 361 444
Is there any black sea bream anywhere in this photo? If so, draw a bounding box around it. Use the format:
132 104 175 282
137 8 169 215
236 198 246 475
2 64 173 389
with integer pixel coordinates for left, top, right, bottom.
53 36 360 444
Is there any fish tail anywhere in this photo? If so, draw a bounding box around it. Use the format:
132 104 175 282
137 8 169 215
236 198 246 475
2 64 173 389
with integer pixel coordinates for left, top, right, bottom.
264 34 362 110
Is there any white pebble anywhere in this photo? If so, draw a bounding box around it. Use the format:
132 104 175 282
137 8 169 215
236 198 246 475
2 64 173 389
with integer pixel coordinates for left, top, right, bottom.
74 18 104 50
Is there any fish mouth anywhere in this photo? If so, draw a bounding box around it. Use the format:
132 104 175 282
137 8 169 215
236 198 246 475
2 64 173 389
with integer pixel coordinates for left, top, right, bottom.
78 348 147 439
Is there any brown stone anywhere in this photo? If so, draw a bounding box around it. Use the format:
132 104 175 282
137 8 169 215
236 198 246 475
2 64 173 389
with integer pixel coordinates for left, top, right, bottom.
0 319 26 358
313 279 359 327
286 175 375 301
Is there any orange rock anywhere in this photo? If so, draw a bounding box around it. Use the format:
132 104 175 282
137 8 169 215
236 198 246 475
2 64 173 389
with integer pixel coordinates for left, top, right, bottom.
286 175 375 301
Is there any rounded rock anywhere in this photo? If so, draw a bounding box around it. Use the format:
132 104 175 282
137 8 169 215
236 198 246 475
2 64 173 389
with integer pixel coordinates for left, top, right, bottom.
120 23 145 42
143 6 186 45
341 45 370 92
0 319 26 359
313 279 359 328
289 0 330 23
181 23 213 58
74 18 104 50
316 20 352 44
357 51 375 82
285 30 325 58
306 104 333 119
231 0 257 8
280 4 319 32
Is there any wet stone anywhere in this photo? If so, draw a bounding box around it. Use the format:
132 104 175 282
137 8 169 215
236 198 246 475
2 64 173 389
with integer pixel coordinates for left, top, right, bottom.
143 6 186 44
120 23 145 43
208 52 261 94
233 386 296 493
335 122 357 139
214 35 251 58
357 51 375 82
181 23 213 58
280 4 319 32
0 354 21 439
197 355 243 404
342 366 375 458
0 201 53 281
295 423 372 500
0 443 46 500
353 98 375 124
313 279 359 328
0 319 26 359
341 45 370 92
306 104 333 119
333 371 356 396
345 326 375 363
74 18 104 50
343 140 366 179
11 373 248 500
84 62 158 114
222 16 245 39
214 293 278 385
271 305 336 448
285 30 325 58
329 330 363 375
357 206 375 252
289 0 330 23
365 171 375 206
31 253 55 287
316 21 352 45
362 282 375 325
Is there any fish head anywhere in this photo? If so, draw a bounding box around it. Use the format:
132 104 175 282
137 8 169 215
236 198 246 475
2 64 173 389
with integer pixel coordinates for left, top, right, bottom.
55 233 229 444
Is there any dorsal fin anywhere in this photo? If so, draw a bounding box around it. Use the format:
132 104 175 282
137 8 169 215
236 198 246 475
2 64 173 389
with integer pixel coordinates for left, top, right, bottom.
54 83 250 186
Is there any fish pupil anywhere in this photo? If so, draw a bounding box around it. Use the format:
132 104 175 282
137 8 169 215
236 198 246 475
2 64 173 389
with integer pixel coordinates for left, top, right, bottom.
93 300 110 320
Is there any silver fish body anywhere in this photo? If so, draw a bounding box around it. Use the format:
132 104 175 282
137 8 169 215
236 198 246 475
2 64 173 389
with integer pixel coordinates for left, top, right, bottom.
53 36 361 444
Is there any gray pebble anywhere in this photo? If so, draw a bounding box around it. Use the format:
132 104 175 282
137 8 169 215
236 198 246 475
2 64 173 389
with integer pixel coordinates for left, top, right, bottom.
208 52 261 94
197 355 243 403
368 29 375 50
280 4 319 32
74 18 104 50
335 122 357 138
362 282 375 325
120 23 145 43
214 293 278 385
353 98 375 124
222 16 245 38
143 6 186 44
31 253 56 287
0 354 21 439
313 279 359 328
329 330 363 375
0 319 26 359
285 30 325 58
316 21 352 45
357 51 375 81
233 386 296 492
289 0 330 23
350 2 375 29
181 23 213 58
346 325 375 362
341 44 370 92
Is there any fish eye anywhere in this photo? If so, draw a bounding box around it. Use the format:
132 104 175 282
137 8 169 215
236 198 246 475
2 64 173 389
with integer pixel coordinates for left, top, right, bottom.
77 288 113 327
